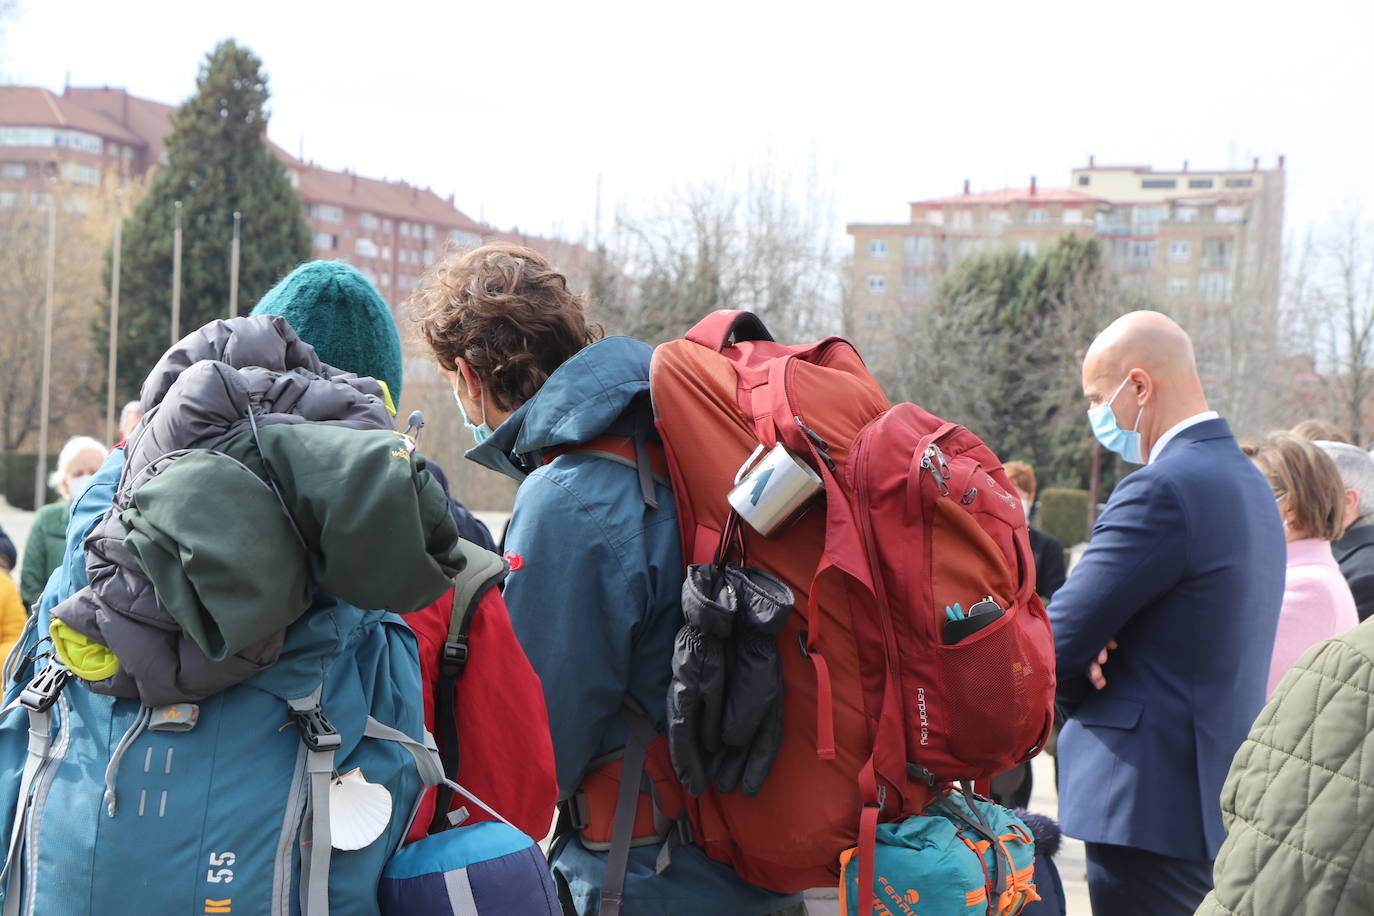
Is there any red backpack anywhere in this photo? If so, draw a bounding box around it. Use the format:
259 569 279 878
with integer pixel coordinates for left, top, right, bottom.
570 311 1055 912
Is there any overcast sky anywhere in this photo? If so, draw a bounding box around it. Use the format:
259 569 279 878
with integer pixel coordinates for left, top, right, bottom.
4 0 1371 244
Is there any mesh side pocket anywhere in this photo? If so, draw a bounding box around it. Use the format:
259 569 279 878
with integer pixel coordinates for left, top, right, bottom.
937 616 1038 774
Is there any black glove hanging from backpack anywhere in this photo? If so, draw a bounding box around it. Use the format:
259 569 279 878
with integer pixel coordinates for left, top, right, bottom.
667 548 795 798
711 565 794 797
667 563 737 797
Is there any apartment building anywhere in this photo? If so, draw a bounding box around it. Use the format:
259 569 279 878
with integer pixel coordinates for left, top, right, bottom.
0 85 487 306
847 159 1285 366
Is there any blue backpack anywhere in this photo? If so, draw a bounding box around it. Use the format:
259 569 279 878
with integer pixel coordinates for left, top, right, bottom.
0 456 442 916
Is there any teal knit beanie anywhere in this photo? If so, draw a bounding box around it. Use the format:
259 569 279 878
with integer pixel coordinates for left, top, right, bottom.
252 260 403 404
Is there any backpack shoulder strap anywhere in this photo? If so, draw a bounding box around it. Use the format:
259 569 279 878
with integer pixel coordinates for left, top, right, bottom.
429 540 508 834
446 540 509 672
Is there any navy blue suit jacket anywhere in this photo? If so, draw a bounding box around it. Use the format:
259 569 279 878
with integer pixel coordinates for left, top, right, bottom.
1050 418 1284 861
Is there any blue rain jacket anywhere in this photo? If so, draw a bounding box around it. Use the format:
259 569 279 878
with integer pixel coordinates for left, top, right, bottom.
467 337 800 915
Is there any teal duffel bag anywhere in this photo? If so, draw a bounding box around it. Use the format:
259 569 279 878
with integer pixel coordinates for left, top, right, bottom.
840 791 1040 916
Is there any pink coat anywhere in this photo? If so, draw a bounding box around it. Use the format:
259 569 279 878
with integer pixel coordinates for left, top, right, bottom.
1269 538 1360 694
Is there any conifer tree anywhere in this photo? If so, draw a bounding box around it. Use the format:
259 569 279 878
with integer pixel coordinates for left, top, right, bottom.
97 39 312 402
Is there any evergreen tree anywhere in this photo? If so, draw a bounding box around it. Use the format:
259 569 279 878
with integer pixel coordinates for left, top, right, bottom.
888 234 1149 491
97 39 312 402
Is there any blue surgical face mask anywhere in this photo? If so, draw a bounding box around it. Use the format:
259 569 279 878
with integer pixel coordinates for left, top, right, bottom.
453 388 494 446
1088 376 1145 464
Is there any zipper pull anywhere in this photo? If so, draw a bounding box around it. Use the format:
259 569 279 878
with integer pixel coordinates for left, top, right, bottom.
794 416 836 473
960 487 978 505
922 446 950 497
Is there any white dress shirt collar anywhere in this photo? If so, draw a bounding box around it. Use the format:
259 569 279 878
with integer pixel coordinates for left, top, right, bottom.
1149 411 1220 464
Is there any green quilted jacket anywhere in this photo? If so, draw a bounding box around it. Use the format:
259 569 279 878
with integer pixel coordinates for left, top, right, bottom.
1196 618 1374 915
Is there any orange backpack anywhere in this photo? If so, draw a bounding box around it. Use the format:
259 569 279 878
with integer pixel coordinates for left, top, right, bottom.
567 311 1055 912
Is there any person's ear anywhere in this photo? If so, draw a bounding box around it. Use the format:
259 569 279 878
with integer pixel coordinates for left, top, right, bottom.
455 357 483 401
1345 487 1360 529
1128 368 1152 405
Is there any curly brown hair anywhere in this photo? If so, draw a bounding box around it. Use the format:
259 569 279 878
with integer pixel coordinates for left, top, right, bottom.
411 244 602 411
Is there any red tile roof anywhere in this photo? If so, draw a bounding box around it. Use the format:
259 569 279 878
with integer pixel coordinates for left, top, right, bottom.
287 158 486 234
0 86 145 146
913 187 1106 206
61 87 175 163
2 84 488 236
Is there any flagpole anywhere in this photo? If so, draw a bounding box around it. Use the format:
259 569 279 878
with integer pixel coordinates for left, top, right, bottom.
228 210 241 318
33 193 57 510
104 210 123 445
170 200 182 343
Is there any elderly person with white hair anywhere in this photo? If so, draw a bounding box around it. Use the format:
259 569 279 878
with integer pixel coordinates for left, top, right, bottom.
1315 439 1374 621
117 400 144 442
19 435 106 608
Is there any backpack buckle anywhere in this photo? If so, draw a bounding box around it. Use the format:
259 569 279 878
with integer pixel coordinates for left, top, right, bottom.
20 663 70 713
440 638 470 679
291 704 342 752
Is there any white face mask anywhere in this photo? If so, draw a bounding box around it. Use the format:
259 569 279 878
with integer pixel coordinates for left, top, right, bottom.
68 473 93 498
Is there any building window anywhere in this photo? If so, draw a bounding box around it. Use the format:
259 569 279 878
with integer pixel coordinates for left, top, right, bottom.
1141 178 1177 189
865 310 884 328
381 246 392 261
380 274 390 287
359 212 380 230
447 229 481 247
1026 208 1048 225
1188 178 1214 189
399 221 411 237
27 191 52 207
0 162 26 179
1062 208 1083 225
62 196 89 214
313 232 337 250
1077 175 1090 186
1216 206 1245 223
61 162 99 185
1167 277 1189 298
868 239 888 258
1199 273 1232 303
309 204 343 222
0 191 17 208
1018 240 1037 257
1174 205 1198 223
867 275 887 294
924 209 944 226
382 219 392 232
423 224 435 240
423 249 435 265
1132 241 1157 266
1224 178 1254 189
902 236 932 267
1202 238 1234 269
901 270 933 302
951 210 973 230
356 238 380 258
122 146 133 162
1168 241 1191 262
1132 205 1169 234
988 209 1009 227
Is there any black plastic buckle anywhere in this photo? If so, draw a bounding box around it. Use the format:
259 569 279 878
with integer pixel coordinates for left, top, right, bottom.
291 704 342 752
440 639 470 679
20 663 70 713
797 630 813 658
564 793 590 831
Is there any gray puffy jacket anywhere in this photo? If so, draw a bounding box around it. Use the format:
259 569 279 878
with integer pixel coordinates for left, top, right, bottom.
52 316 394 705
